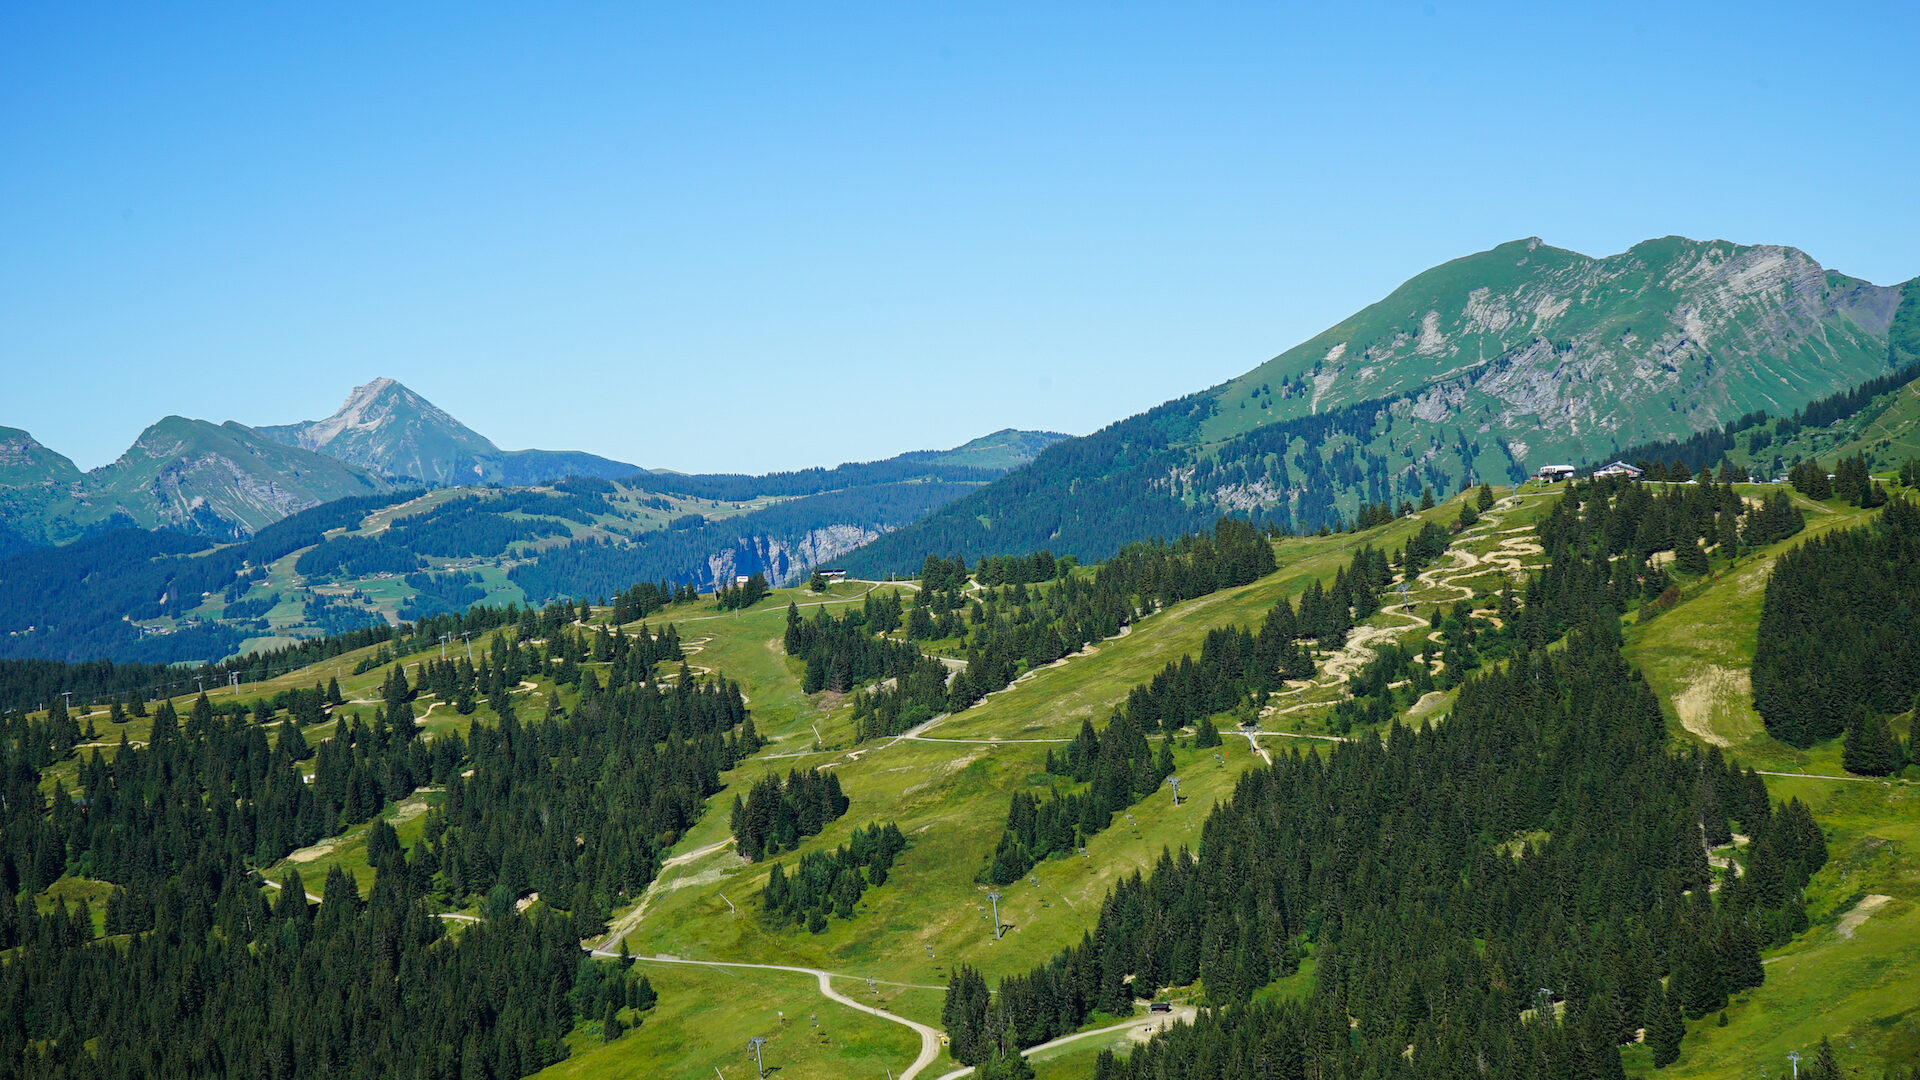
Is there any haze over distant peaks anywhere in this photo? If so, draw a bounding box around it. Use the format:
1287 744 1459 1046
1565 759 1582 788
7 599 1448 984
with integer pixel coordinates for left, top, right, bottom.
257 377 640 487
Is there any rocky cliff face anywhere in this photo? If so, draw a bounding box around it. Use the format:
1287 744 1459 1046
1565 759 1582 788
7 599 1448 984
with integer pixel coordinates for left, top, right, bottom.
847 236 1919 572
705 524 886 587
1206 238 1905 469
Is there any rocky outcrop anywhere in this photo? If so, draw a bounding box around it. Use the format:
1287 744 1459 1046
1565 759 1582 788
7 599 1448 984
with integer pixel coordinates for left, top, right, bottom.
705 524 886 587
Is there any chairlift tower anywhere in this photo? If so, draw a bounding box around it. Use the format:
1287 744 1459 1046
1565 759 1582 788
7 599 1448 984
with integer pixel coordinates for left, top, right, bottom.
986 892 1003 940
748 1035 768 1078
1167 776 1182 806
1787 1051 1801 1079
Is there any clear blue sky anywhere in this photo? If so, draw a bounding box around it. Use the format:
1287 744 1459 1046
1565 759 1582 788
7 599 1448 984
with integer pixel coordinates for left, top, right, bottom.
4 2 1917 473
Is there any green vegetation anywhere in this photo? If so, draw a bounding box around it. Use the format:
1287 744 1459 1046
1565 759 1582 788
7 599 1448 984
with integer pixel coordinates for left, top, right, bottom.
849 238 1912 575
6 467 1920 1079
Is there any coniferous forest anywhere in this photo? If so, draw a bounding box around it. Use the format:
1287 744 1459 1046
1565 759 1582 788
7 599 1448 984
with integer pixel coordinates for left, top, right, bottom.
0 609 760 1080
1753 496 1920 758
953 626 1825 1079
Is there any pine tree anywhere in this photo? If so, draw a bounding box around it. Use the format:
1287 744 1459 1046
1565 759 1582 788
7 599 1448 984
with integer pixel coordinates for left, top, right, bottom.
1477 483 1495 511
1841 710 1903 776
1675 539 1710 576
1645 984 1684 1067
1805 1037 1840 1080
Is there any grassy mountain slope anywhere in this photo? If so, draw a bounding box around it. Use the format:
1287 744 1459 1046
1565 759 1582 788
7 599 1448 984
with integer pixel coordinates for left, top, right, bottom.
1202 237 1901 454
0 426 82 490
25 417 391 543
0 427 83 554
14 477 1918 1078
847 237 1915 575
1735 365 1920 476
1614 495 1918 1078
910 428 1071 471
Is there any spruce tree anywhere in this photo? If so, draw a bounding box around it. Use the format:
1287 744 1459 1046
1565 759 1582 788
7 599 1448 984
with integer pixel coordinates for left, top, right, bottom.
1645 984 1684 1067
1806 1037 1840 1080
1841 711 1903 776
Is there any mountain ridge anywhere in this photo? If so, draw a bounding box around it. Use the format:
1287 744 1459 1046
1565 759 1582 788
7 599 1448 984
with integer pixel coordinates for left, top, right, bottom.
844 235 1917 574
256 377 642 486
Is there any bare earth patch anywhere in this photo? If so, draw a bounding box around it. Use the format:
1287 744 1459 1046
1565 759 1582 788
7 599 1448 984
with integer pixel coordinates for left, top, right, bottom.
1671 664 1749 747
286 837 341 864
1836 893 1891 939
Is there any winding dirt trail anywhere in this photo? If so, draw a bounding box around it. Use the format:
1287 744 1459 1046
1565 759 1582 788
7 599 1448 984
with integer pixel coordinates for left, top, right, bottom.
590 952 946 1080
1256 493 1553 727
929 1004 1199 1080
595 836 740 950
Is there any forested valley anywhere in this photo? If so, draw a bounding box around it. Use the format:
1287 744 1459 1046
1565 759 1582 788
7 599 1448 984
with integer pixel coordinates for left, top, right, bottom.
947 484 1842 1079
0 605 761 1080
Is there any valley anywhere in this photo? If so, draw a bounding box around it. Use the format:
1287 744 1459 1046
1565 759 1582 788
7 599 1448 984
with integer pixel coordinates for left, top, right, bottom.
8 466 1913 1078
4 244 1919 1080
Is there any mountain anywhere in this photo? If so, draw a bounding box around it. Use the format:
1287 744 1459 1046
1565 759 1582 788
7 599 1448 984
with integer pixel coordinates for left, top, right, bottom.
0 418 390 545
0 427 84 556
0 426 82 490
906 428 1071 471
845 237 1918 574
0 421 1069 664
257 377 642 486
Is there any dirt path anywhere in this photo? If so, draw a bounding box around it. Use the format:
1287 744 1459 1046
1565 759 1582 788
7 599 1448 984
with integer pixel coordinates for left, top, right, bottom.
1253 492 1551 732
597 953 946 1080
596 836 740 950
928 1004 1199 1080
259 879 323 903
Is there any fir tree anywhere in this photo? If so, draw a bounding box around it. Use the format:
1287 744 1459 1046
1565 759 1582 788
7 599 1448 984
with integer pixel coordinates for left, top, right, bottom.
1841 710 1904 776
1645 984 1684 1067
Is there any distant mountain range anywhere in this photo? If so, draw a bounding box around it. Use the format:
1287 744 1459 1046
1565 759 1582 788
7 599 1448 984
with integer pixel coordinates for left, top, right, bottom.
255 377 640 487
0 377 1069 552
0 382 1070 663
845 236 1920 574
0 418 390 548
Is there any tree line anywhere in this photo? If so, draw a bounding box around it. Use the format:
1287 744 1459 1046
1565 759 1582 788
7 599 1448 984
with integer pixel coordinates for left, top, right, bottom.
946 486 1834 1076
951 621 1828 1076
730 768 851 863
0 599 767 1078
1753 495 1919 765
761 822 908 933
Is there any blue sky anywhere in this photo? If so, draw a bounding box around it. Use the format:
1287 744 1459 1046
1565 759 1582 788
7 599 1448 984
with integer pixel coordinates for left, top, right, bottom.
4 2 1917 473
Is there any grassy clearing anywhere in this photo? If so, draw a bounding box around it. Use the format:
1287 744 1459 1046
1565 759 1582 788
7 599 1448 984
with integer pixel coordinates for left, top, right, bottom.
1615 490 1920 1077
1623 490 1882 770
536 962 920 1080
933 497 1492 744
1621 774 1920 1077
260 789 445 895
